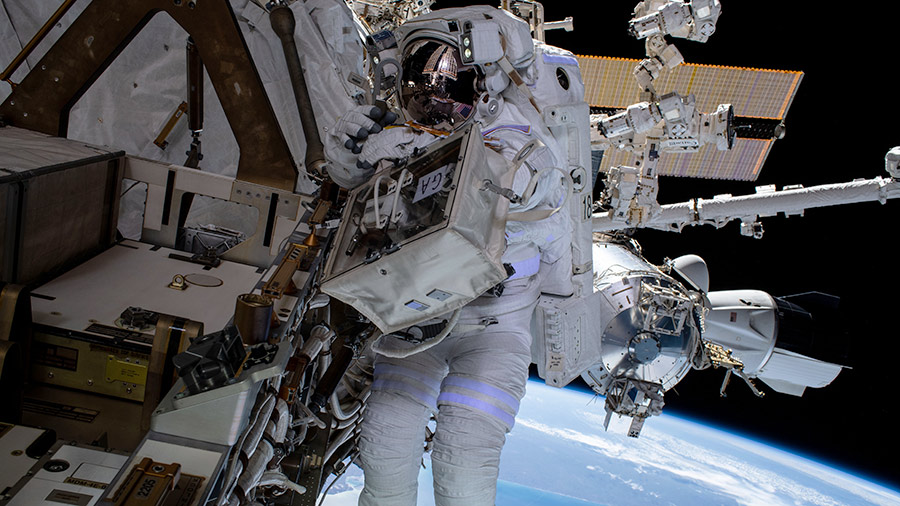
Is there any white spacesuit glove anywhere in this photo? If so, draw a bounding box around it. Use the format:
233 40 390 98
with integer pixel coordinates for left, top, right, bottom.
324 105 399 188
357 126 438 171
334 105 391 152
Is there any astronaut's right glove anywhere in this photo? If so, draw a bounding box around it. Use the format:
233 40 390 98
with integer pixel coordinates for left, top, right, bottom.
324 105 399 188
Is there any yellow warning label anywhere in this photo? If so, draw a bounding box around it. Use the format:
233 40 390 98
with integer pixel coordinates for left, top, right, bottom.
105 356 147 385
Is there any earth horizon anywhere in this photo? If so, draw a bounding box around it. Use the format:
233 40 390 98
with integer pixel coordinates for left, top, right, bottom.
322 379 900 505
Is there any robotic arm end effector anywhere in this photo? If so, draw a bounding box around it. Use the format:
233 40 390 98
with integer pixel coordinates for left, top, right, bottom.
629 1 721 91
629 0 722 43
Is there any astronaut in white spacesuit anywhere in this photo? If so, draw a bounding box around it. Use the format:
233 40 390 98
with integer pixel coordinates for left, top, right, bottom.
325 6 574 505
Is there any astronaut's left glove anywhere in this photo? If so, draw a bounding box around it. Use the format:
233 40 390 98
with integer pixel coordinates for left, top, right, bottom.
324 105 399 188
333 105 398 154
357 126 437 171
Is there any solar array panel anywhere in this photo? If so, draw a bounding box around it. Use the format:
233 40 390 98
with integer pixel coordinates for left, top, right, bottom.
578 56 802 181
597 138 774 181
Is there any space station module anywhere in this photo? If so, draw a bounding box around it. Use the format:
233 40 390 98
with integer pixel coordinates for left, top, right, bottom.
531 240 844 437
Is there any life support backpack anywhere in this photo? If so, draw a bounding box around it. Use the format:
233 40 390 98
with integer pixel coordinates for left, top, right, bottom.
517 40 594 298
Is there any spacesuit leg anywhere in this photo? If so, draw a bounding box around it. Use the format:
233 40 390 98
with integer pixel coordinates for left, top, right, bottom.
358 351 448 506
430 275 541 506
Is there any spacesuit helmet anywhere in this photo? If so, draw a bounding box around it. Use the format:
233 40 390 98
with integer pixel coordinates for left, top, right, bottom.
394 5 535 130
399 38 479 131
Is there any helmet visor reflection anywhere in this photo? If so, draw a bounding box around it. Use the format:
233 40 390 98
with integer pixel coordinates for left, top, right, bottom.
400 40 477 129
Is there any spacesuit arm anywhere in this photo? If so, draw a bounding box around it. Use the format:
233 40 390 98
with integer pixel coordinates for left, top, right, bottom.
358 126 437 171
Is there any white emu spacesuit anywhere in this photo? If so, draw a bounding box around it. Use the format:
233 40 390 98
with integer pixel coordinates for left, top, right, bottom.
326 6 577 505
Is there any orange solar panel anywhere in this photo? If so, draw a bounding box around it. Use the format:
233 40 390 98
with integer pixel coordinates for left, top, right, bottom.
578 56 801 181
596 138 773 181
577 56 803 118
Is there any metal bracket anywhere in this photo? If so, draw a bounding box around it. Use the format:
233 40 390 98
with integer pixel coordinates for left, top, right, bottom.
481 179 521 203
167 274 188 291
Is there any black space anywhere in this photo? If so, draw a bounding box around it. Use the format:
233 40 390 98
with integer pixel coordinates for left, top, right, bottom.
441 0 900 491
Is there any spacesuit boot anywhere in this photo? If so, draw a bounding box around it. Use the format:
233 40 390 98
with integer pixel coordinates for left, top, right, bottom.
358 275 541 506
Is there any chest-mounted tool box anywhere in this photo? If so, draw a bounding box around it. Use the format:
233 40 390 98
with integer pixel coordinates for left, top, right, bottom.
321 124 512 333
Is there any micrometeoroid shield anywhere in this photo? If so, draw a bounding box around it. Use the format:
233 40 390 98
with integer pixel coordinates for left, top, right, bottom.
320 124 512 334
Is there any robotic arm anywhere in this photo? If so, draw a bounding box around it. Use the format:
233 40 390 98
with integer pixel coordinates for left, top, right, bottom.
630 0 721 42
590 94 734 227
591 94 733 153
629 0 722 92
